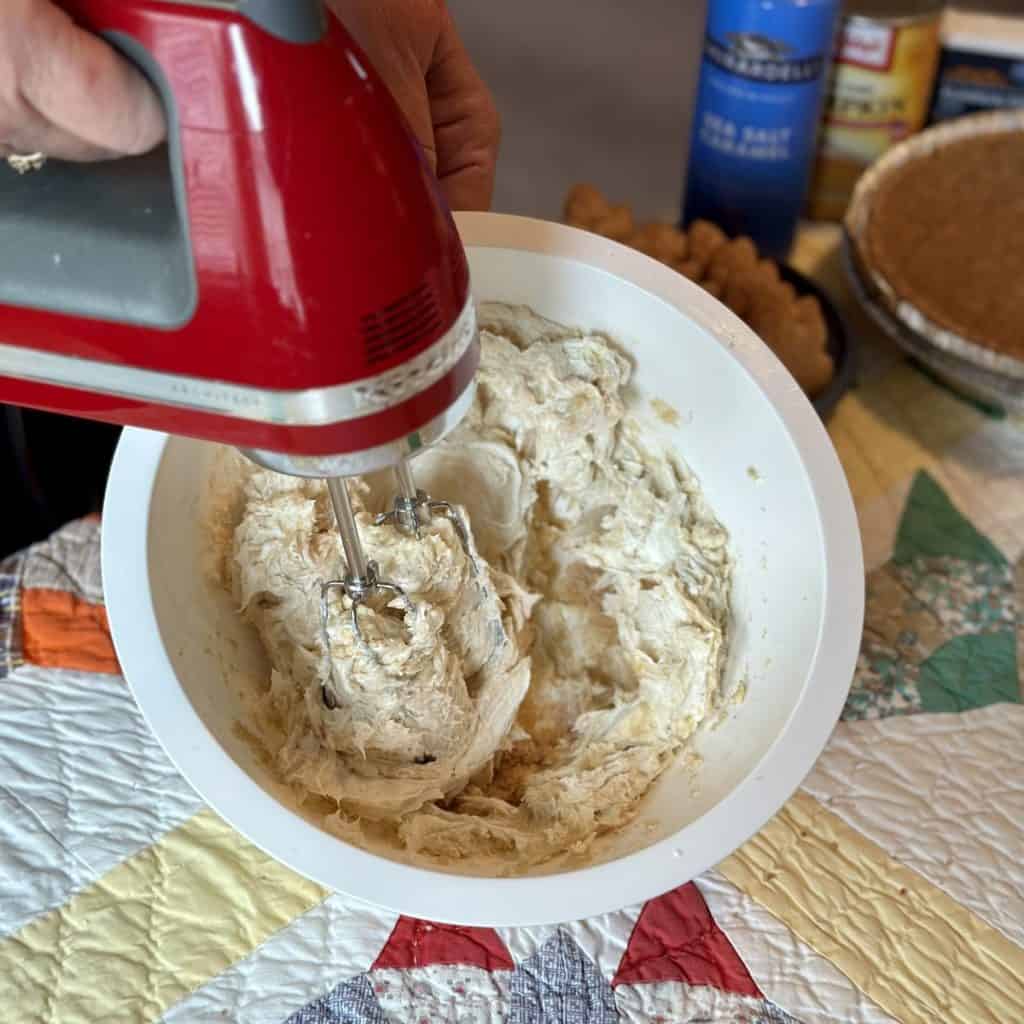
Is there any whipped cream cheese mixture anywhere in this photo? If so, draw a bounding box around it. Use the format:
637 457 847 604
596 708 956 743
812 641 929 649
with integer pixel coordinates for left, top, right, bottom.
217 303 732 872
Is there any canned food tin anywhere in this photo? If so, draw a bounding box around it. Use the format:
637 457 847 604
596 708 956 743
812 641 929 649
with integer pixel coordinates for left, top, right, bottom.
929 5 1024 124
808 0 943 221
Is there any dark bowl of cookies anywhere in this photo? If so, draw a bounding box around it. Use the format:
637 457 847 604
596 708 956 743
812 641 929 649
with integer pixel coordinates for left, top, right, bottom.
563 184 853 420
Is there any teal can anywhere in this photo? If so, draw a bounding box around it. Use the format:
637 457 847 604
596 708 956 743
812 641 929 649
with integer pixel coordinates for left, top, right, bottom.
683 0 841 260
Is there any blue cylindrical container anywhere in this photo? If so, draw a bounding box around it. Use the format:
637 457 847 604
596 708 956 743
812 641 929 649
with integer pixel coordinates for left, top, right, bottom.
682 0 841 260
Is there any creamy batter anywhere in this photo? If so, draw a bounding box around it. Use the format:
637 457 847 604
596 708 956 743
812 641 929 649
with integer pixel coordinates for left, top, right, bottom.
221 303 732 873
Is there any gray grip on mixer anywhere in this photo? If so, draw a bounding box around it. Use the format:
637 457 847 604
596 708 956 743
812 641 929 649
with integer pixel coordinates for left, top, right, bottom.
0 34 196 330
239 0 326 43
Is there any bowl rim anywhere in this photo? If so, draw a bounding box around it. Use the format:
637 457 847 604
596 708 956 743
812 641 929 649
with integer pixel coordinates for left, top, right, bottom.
102 212 864 927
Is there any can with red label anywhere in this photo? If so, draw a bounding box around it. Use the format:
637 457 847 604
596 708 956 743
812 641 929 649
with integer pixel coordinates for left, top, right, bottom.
807 0 943 221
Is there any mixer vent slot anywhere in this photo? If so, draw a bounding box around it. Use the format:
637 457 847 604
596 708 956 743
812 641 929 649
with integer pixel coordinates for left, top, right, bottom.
361 282 442 366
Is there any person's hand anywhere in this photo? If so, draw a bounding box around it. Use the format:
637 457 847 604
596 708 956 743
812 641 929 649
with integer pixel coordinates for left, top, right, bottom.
334 0 500 211
0 0 497 209
0 0 166 162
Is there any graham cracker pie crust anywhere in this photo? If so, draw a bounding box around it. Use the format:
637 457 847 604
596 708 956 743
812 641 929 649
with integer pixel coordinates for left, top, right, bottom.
866 131 1024 361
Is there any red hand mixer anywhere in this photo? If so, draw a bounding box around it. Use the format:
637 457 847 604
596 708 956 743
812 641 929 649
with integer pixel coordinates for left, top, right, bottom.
0 0 480 634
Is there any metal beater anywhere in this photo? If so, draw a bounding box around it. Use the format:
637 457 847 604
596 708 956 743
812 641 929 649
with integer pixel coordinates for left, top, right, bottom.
375 459 476 563
318 457 477 704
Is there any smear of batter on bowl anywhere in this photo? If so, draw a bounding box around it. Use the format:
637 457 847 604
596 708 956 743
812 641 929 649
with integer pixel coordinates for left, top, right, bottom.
651 396 682 426
214 303 732 874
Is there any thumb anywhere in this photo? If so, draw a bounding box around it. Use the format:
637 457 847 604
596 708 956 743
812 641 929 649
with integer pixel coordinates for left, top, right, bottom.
16 2 166 160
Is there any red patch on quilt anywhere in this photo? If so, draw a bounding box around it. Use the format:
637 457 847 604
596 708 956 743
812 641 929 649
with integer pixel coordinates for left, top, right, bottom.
613 882 761 996
373 917 514 972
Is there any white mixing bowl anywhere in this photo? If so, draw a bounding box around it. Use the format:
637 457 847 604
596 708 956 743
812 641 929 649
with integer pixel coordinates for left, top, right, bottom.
103 213 863 927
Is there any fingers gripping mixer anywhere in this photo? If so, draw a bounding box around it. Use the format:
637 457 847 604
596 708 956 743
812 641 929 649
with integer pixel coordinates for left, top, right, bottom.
0 1 479 656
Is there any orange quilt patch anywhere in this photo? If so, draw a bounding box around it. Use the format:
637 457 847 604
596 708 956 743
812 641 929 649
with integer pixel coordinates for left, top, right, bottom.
21 588 120 675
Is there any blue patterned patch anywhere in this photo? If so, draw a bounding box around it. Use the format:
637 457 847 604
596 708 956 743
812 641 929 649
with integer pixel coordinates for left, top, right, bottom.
508 931 618 1024
758 1001 804 1023
284 974 387 1024
0 553 23 680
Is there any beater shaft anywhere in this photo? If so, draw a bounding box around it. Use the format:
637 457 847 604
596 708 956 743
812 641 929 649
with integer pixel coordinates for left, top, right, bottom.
394 460 419 505
387 459 429 536
326 476 369 582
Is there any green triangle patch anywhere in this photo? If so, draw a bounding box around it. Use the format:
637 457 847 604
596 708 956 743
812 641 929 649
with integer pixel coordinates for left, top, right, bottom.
893 471 1006 568
918 632 1019 713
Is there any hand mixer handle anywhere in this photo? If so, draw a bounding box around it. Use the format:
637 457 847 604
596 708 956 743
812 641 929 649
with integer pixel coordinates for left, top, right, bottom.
0 0 475 469
0 0 326 331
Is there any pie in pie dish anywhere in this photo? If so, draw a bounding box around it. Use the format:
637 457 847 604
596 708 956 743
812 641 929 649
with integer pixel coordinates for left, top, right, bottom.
864 130 1024 363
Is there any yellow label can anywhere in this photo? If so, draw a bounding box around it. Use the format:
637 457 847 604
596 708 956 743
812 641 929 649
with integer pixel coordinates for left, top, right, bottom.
808 6 942 220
